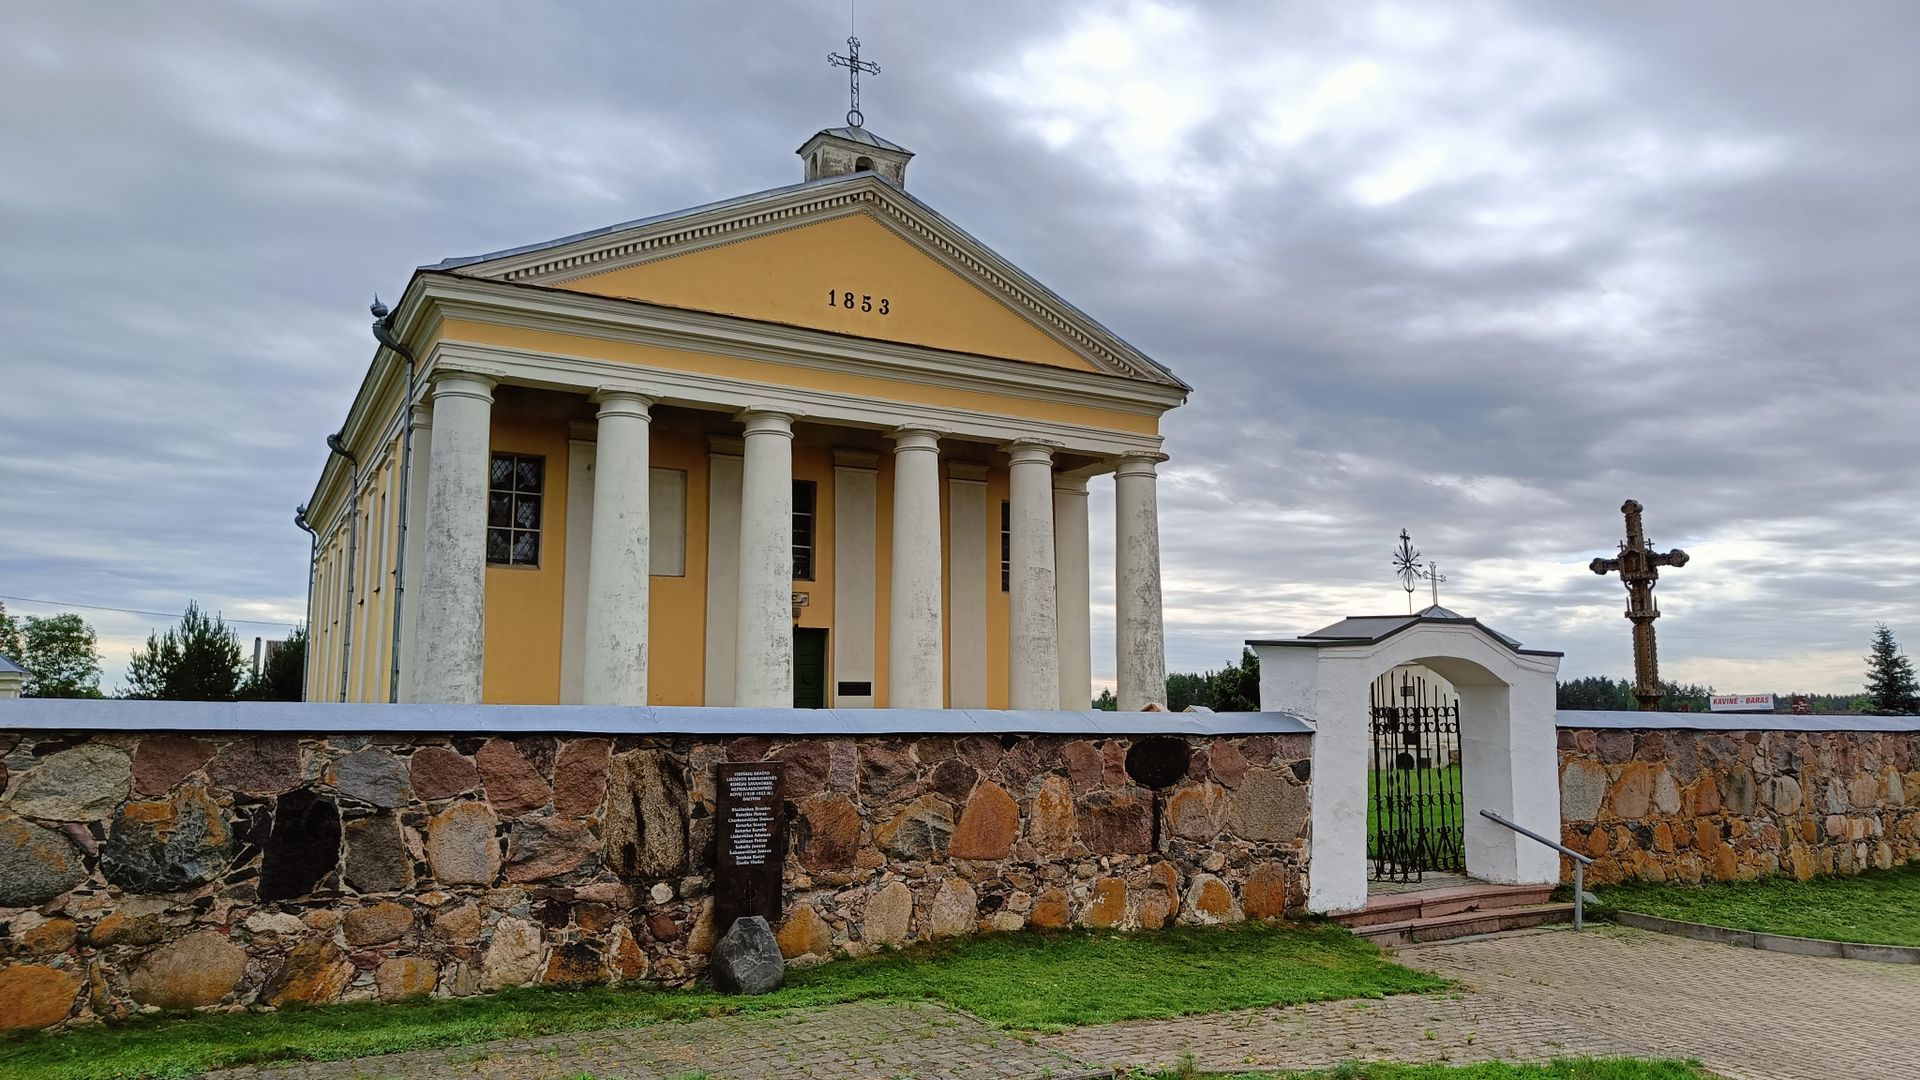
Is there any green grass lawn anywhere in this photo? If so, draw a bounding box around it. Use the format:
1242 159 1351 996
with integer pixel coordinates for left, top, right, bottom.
1140 1061 1712 1079
0 922 1445 1080
1598 861 1920 947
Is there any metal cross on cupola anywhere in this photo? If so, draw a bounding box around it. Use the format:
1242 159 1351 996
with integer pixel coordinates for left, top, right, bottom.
1589 499 1690 712
827 34 881 128
1392 530 1447 614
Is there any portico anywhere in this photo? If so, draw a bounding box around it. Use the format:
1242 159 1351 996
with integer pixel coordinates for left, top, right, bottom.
303 124 1188 710
391 361 1169 710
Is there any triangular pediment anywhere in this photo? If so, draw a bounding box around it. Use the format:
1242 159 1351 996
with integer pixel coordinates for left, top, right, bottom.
428 175 1184 387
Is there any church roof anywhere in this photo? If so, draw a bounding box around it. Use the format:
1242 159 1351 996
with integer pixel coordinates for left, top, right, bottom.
420 174 845 273
417 169 1188 390
799 126 913 154
0 654 24 675
1249 605 1560 657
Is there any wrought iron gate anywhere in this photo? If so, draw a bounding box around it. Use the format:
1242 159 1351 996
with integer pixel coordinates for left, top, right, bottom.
1368 669 1465 881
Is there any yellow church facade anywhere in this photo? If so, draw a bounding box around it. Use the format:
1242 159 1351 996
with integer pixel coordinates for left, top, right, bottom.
302 127 1187 711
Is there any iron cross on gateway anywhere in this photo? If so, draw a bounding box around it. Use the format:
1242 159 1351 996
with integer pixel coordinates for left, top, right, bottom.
1589 499 1690 711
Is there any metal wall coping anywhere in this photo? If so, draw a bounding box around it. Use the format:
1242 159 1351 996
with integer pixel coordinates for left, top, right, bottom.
0 699 1314 737
1558 710 1920 733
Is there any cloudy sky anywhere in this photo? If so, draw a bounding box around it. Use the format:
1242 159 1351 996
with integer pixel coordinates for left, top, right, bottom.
3 1 1916 696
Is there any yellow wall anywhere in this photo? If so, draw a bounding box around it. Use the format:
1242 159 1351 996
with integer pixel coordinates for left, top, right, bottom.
561 213 1097 373
984 469 1012 710
482 412 571 704
433 320 1157 438
647 431 710 705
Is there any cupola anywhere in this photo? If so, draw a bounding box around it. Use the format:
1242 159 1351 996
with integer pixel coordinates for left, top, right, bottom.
798 127 913 187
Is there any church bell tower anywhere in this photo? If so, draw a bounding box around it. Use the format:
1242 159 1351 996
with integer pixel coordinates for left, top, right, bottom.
797 126 914 186
804 29 911 186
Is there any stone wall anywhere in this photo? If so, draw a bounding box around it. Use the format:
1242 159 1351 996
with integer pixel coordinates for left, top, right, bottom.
0 728 1310 1030
1558 726 1920 885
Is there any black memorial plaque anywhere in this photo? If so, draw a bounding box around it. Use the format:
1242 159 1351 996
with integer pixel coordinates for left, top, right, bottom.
712 761 786 934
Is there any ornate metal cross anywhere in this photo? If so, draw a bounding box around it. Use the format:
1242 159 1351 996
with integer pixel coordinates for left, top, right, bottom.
1393 530 1439 615
827 34 881 128
1589 499 1689 711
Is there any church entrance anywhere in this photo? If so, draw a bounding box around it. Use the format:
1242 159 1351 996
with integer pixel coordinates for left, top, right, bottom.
1367 667 1466 882
793 628 828 708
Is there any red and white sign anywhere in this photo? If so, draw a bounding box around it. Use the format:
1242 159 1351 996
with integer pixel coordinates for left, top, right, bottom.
1710 694 1775 713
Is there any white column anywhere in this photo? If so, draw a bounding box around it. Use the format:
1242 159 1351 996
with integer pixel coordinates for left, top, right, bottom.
1115 451 1168 712
888 428 945 708
733 408 796 707
1053 476 1092 710
702 436 743 705
832 450 879 708
945 463 990 708
396 402 432 702
1007 440 1060 709
410 371 495 704
582 391 654 705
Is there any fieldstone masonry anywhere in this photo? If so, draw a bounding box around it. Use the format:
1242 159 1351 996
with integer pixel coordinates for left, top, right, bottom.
1558 726 1920 884
0 728 1310 1030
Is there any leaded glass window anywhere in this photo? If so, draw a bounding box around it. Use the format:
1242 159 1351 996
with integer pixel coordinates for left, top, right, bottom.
487 453 543 567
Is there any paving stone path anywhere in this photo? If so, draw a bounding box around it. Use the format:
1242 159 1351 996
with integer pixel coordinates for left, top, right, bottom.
1047 926 1920 1080
213 926 1920 1080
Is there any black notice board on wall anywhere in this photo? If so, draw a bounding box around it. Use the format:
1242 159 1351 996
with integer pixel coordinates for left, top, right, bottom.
712 761 786 934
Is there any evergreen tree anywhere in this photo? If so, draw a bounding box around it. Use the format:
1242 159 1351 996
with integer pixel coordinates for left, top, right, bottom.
0 604 104 698
243 626 307 702
1863 623 1920 715
1557 676 1634 710
1205 647 1261 712
125 602 249 701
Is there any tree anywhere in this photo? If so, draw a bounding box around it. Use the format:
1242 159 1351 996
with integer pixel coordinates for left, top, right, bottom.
0 604 104 698
1092 687 1117 711
243 626 307 702
1557 675 1713 712
1557 676 1633 710
1863 623 1920 715
1205 648 1261 712
1164 671 1209 711
125 602 249 701
0 602 20 662
1163 648 1263 712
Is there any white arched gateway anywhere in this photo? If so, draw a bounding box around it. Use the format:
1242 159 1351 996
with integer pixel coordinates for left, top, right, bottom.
1250 607 1563 914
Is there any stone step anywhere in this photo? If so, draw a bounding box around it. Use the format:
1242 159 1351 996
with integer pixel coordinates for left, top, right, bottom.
1334 882 1557 928
1351 902 1576 947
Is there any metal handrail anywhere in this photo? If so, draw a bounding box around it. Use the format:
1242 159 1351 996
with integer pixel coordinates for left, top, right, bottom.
1479 809 1592 930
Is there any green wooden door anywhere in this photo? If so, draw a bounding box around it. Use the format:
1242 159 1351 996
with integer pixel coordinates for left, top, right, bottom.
793 628 828 708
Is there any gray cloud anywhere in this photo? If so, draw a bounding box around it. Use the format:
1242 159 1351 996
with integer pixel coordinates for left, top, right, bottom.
2 0 1915 696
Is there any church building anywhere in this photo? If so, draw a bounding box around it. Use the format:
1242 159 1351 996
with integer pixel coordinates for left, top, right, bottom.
302 123 1188 711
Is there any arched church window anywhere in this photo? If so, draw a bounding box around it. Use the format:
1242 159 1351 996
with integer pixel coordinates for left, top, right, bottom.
854 156 875 173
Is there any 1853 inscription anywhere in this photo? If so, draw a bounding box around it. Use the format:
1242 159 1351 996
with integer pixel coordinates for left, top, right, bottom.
712 761 787 934
826 289 890 315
